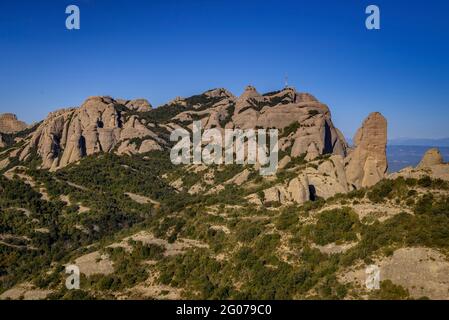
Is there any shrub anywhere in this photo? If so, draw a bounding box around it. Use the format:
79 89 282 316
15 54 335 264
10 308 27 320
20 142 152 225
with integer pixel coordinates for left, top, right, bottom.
367 180 393 203
281 122 300 137
312 207 360 245
370 280 409 300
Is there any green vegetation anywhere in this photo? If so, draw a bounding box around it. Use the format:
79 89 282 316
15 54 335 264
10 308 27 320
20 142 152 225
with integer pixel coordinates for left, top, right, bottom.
311 207 360 245
308 109 320 116
281 121 300 138
369 280 410 300
1 123 449 303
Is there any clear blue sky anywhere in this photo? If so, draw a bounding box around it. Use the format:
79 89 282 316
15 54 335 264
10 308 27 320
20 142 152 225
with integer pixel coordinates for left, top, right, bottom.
0 0 448 139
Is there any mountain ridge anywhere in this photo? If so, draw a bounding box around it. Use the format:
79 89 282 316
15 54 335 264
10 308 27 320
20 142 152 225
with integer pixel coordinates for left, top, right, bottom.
1 86 449 300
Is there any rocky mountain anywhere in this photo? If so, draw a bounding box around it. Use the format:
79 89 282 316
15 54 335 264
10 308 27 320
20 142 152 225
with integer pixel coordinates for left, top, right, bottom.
17 96 164 170
4 86 387 199
0 113 28 134
1 86 449 301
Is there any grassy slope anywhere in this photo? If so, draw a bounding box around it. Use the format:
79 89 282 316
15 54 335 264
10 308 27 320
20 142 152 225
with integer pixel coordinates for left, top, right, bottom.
1 150 449 300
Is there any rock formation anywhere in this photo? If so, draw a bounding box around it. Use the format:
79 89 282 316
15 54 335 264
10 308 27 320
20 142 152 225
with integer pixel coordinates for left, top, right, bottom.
259 111 388 204
172 85 348 162
389 147 449 181
18 96 165 170
345 112 387 188
116 99 152 112
287 174 310 204
0 113 28 133
417 148 444 168
4 86 388 200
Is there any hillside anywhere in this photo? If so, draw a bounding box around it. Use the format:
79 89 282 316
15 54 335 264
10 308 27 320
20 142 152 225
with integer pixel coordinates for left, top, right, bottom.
1 86 449 300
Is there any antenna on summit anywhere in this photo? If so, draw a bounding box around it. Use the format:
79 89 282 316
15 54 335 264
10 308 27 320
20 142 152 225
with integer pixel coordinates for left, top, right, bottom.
284 74 289 88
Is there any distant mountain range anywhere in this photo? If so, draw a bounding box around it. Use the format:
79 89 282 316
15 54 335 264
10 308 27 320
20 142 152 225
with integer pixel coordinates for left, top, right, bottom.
387 138 449 147
346 137 449 147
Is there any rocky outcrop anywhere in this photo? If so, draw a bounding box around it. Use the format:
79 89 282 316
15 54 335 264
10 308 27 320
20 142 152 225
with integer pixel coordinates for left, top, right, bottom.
389 147 449 181
0 134 5 148
261 114 389 203
5 87 388 196
261 174 311 205
266 112 388 203
116 99 152 112
18 96 164 170
287 174 310 204
306 155 349 199
417 148 444 168
278 155 291 169
345 112 387 188
168 85 348 163
0 113 27 133
231 86 347 161
226 169 250 186
263 185 288 204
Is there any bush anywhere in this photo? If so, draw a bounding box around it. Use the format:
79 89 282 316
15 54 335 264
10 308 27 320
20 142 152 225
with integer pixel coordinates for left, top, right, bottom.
418 176 432 188
367 180 394 203
312 207 360 245
281 122 300 137
370 280 409 300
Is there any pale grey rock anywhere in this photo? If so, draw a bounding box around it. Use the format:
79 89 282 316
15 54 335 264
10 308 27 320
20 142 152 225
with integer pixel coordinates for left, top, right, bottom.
345 112 387 188
0 113 28 133
417 148 444 168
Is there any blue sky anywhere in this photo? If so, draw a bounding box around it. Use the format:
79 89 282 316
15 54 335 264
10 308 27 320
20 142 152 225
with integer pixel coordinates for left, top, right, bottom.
0 0 448 139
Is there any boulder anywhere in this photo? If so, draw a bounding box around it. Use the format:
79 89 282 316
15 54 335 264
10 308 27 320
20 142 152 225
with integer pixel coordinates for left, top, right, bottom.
287 174 310 204
263 185 288 204
226 169 251 186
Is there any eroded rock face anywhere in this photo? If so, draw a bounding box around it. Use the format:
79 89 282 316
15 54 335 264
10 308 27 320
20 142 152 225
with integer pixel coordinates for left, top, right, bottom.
263 185 288 204
306 155 349 199
389 147 449 181
345 112 387 188
417 148 444 168
170 85 348 162
260 174 311 205
231 86 348 161
287 174 310 204
7 86 387 192
0 113 28 133
0 134 5 148
226 169 250 186
19 96 163 170
120 99 152 112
